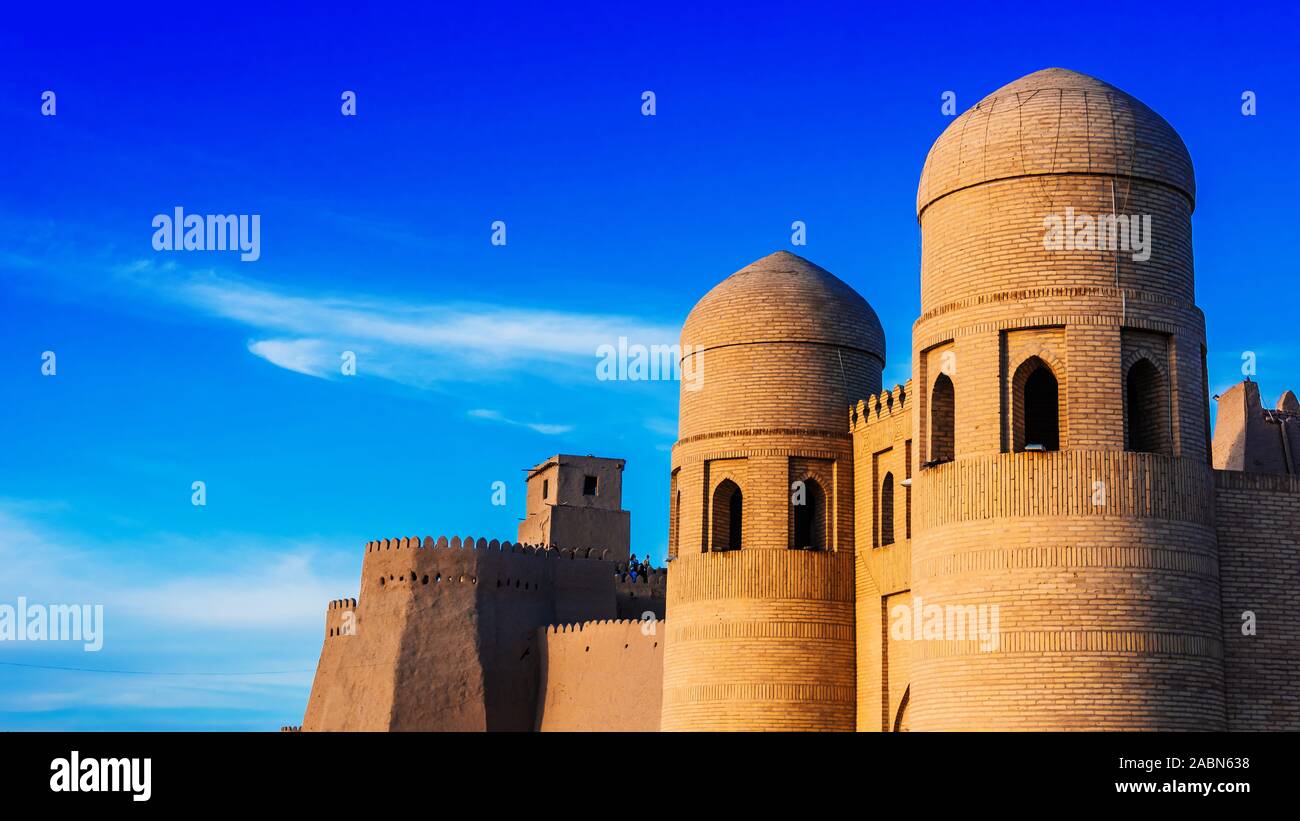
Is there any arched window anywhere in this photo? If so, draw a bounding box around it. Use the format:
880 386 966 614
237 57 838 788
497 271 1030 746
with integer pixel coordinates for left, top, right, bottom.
711 479 743 551
930 374 955 463
880 472 895 546
792 478 826 550
1126 357 1169 454
1013 357 1060 452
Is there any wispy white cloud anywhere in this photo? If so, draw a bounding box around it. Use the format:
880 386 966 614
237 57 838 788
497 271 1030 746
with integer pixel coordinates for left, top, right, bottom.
0 501 356 725
0 505 354 635
246 338 337 377
468 408 573 436
126 265 681 389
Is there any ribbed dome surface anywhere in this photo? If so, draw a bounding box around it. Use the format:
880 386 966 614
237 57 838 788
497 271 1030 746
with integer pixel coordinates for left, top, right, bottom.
917 68 1195 216
680 251 884 362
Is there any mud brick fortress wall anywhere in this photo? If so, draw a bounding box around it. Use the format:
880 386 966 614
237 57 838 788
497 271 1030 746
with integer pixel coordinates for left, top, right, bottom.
615 569 667 620
298 68 1300 732
535 619 664 731
302 536 648 731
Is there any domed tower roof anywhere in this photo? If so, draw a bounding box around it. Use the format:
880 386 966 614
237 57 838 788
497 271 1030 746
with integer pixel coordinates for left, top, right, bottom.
916 68 1195 217
681 250 885 364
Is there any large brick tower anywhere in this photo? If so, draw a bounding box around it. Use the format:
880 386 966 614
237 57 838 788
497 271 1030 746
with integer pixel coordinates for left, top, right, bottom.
909 69 1224 729
661 250 884 731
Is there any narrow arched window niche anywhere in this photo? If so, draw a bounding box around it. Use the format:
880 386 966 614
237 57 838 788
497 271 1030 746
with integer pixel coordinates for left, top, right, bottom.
1012 356 1061 452
791 477 827 551
711 479 743 551
1126 357 1171 454
930 373 955 463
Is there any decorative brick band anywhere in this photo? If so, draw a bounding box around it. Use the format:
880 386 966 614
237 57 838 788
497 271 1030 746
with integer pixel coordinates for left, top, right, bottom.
917 544 1219 579
671 446 847 466
915 451 1214 527
673 427 849 448
917 284 1198 324
667 550 855 604
662 682 856 706
669 621 852 643
912 630 1224 659
918 171 1196 219
683 338 885 365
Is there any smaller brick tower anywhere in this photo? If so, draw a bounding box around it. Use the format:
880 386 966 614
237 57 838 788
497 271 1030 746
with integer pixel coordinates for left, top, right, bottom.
518 455 631 561
662 251 884 731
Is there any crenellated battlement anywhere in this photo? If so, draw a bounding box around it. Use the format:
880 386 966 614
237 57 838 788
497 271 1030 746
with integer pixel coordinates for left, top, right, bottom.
544 618 657 635
348 531 626 639
324 598 357 639
851 380 911 431
363 535 616 561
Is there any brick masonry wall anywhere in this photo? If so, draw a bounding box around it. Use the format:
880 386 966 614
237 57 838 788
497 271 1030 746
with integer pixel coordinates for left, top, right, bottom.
1215 470 1300 730
851 385 915 731
661 549 855 731
911 453 1225 730
913 176 1208 464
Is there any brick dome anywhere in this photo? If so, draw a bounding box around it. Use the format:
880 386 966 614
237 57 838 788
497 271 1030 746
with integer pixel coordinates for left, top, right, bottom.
916 68 1195 217
681 250 885 363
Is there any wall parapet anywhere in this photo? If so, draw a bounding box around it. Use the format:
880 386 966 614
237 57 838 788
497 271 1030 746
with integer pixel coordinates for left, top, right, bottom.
363 534 617 561
851 381 911 431
544 618 660 635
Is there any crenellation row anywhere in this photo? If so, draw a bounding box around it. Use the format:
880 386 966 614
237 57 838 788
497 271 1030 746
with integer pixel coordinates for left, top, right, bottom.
363 534 616 561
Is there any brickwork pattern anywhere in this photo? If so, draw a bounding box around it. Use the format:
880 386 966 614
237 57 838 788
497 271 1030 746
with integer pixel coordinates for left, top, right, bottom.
664 250 881 730
1215 471 1300 730
851 385 914 730
662 549 855 731
908 68 1223 731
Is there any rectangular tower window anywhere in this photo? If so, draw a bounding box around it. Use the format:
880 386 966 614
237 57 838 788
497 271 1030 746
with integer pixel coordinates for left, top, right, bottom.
583 475 598 496
542 479 549 500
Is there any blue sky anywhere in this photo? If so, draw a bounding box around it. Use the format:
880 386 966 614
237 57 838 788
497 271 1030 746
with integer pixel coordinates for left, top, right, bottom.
1 2 1297 729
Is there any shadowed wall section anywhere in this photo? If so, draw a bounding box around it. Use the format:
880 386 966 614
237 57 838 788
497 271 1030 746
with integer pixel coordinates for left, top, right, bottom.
302 536 618 731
